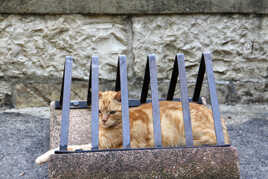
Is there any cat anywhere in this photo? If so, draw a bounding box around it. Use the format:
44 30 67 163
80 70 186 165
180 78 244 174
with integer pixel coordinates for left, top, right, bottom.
35 91 229 164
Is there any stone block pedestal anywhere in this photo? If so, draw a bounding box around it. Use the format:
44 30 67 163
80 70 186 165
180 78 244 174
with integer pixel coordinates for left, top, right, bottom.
48 102 240 178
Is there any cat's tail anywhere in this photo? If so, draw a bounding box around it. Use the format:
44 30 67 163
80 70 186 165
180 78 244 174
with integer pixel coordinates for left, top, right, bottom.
35 147 58 165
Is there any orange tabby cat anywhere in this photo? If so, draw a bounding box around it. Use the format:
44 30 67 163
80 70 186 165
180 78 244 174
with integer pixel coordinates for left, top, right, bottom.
35 91 229 164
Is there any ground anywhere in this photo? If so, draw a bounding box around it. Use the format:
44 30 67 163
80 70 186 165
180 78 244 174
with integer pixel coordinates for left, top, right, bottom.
0 104 267 179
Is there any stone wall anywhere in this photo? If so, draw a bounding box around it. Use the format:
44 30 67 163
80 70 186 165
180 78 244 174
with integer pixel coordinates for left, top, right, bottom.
1 0 267 14
1 0 268 108
0 14 267 108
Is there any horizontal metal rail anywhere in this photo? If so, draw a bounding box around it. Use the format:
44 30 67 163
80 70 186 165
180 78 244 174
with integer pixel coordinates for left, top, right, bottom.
55 144 231 154
54 97 202 109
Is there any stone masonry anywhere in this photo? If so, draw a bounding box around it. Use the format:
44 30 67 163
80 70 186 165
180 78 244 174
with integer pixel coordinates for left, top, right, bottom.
0 14 267 107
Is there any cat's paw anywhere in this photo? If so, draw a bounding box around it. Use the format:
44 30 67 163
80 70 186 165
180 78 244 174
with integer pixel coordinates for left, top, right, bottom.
35 148 58 165
35 144 92 165
35 154 47 165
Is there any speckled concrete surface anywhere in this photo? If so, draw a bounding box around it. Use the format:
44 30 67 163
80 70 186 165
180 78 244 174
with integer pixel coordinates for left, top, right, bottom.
49 102 91 149
0 112 49 179
48 146 239 178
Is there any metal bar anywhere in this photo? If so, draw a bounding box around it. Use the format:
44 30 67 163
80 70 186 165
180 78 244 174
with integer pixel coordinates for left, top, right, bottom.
87 60 92 106
115 60 121 91
55 143 231 154
192 54 205 102
55 98 196 109
59 56 73 151
203 53 225 145
91 56 99 150
176 54 193 146
55 101 88 109
148 54 162 148
167 57 179 100
59 62 66 107
119 55 131 148
140 61 150 104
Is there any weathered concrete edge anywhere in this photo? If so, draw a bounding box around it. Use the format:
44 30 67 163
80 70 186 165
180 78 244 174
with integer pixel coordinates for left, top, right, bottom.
48 146 240 178
0 0 267 14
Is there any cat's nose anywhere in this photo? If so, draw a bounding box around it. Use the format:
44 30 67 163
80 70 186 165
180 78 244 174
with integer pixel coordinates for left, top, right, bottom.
102 118 108 123
103 114 108 121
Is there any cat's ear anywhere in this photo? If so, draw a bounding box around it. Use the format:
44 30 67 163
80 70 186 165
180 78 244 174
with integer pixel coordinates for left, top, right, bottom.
114 91 121 102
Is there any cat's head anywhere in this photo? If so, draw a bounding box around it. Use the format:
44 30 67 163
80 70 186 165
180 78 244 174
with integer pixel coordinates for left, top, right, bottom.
98 91 122 128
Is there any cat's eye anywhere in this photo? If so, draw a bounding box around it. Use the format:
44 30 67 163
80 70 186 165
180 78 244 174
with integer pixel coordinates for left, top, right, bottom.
98 110 101 114
109 111 116 115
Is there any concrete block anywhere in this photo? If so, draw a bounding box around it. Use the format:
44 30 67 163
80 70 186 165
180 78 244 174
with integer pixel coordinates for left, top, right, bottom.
49 102 240 178
50 102 92 149
48 146 240 178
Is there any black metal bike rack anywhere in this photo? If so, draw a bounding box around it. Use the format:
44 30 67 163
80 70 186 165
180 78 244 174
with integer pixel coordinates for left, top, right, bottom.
55 52 227 153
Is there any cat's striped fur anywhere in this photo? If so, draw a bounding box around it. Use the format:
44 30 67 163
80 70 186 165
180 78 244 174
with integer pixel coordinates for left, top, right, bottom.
35 91 229 164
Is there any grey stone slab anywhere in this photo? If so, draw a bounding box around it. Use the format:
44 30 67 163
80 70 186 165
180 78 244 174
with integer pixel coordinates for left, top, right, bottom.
221 106 268 179
0 0 267 14
0 112 49 179
228 119 268 179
